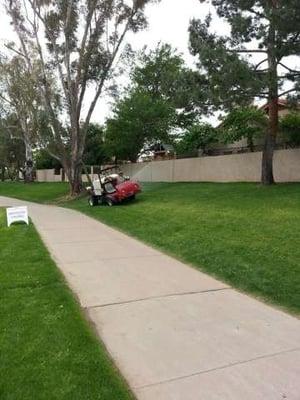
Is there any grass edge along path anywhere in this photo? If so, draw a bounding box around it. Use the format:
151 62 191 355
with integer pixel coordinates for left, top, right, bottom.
0 208 134 400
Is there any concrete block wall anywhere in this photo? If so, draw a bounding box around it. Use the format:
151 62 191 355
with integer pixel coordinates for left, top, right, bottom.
36 149 300 183
122 149 300 183
36 169 61 182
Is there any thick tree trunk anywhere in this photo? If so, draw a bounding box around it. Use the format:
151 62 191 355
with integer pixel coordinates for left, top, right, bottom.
261 11 278 185
261 97 278 184
64 160 83 196
1 166 5 181
24 140 34 183
69 169 83 196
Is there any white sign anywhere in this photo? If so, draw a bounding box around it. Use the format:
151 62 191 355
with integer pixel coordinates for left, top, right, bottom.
6 206 29 227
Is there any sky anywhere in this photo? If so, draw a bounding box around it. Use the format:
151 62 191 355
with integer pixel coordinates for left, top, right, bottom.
129 0 214 63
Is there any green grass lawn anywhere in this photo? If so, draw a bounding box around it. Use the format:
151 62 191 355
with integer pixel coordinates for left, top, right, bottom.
0 209 134 400
1 181 299 315
0 181 69 203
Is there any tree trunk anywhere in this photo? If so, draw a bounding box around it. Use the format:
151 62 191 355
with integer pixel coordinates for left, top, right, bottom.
64 160 83 196
1 166 5 181
70 168 83 196
261 97 278 184
247 136 254 152
261 9 278 185
24 138 34 183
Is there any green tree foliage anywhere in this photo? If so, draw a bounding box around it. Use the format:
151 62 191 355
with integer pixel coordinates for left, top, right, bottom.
34 149 62 170
0 116 25 181
35 123 109 170
106 91 176 162
175 124 218 156
0 55 42 182
106 43 202 162
83 124 109 166
189 1 300 184
220 106 268 151
280 112 300 146
131 43 203 127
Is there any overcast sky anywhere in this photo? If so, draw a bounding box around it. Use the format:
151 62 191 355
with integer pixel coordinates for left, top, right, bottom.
129 0 214 63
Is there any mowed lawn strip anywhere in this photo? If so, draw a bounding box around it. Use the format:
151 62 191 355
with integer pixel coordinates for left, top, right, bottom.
0 209 134 400
0 182 299 314
0 181 69 203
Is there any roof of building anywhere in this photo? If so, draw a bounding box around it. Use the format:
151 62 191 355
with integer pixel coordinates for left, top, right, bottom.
260 98 299 112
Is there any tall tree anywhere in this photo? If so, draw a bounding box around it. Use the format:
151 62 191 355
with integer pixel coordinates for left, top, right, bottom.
189 0 300 184
0 114 25 181
131 43 204 127
105 43 204 162
0 55 41 182
6 0 158 194
106 90 176 162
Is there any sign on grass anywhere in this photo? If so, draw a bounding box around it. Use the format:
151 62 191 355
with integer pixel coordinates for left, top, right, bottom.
6 206 29 227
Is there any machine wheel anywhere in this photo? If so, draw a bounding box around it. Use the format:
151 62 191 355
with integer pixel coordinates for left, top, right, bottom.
105 197 114 207
128 195 136 201
88 196 98 207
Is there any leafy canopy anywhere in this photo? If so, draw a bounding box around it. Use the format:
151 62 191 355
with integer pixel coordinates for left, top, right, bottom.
0 114 25 179
175 123 218 155
83 123 109 166
220 106 268 145
105 43 202 162
280 112 300 146
131 43 202 127
106 90 176 162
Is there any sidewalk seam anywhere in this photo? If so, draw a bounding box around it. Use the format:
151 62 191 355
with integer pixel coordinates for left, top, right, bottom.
135 347 300 390
85 287 231 310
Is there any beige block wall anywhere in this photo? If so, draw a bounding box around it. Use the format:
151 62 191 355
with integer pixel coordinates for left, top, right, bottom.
151 160 174 182
174 152 261 182
36 149 300 183
122 162 153 181
36 169 57 182
126 149 300 183
274 149 300 182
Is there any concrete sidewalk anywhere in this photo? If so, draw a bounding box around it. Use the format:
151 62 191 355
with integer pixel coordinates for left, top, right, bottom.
1 196 300 399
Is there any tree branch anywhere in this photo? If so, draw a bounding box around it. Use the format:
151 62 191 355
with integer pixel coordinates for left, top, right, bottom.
278 62 300 74
74 0 95 97
254 58 268 71
278 88 298 98
0 93 14 107
4 44 27 59
28 0 71 114
83 18 132 130
228 49 268 54
278 73 300 79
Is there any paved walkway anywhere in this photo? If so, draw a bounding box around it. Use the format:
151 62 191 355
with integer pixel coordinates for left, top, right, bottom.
1 196 300 399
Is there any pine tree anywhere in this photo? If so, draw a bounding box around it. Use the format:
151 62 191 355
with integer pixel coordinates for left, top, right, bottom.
189 0 300 184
